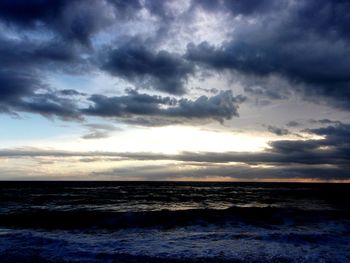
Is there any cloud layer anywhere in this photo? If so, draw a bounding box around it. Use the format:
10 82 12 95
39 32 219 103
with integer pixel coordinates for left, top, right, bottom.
0 0 349 120
1 123 349 180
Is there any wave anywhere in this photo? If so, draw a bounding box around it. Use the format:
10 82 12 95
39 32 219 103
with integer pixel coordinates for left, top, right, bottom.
1 206 349 230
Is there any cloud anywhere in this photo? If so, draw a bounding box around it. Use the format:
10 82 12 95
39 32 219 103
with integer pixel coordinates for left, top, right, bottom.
81 131 110 139
191 0 284 16
0 69 81 119
58 89 86 96
0 33 86 119
14 93 81 120
286 121 300 127
0 0 349 127
0 69 80 119
102 44 194 94
83 90 244 123
0 34 83 75
0 0 114 45
306 123 350 146
185 0 350 109
309 119 342 126
0 36 244 125
81 123 120 139
0 0 70 26
0 70 40 101
266 125 290 136
94 163 350 181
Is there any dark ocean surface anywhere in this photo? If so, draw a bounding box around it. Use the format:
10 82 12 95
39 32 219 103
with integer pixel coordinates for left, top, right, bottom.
0 182 350 262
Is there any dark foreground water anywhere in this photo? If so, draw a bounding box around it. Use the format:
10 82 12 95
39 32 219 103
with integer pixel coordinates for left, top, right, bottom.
0 182 350 262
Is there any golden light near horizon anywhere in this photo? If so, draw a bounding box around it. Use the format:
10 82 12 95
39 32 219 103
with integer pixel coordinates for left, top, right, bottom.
88 126 270 154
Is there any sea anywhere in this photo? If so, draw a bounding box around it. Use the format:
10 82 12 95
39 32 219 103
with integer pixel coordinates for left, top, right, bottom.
0 182 349 262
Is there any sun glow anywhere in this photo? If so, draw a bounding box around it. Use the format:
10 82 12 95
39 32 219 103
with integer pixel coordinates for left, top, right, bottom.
33 125 270 154
101 126 270 154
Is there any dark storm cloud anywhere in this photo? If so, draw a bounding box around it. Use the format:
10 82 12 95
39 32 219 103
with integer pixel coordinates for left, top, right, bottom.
1 0 350 122
266 125 290 136
0 1 176 118
58 89 86 97
0 74 80 119
0 36 79 70
0 0 71 26
185 0 350 109
83 90 244 123
0 70 40 101
186 39 350 105
102 44 194 94
0 26 245 125
306 123 350 146
83 90 177 117
164 91 244 121
292 0 350 41
309 119 342 126
286 121 300 127
0 70 80 119
191 0 285 16
0 0 185 45
0 0 112 45
107 0 143 19
14 93 81 120
0 33 86 119
0 71 80 119
0 71 80 120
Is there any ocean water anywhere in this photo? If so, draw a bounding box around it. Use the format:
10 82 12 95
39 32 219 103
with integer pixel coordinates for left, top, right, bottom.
0 182 349 262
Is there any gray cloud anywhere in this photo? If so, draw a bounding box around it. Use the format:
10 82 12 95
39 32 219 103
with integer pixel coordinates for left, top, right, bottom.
0 0 113 46
266 125 290 136
267 125 290 136
0 31 245 123
14 93 81 120
0 0 349 121
94 163 350 181
58 89 86 97
286 121 300 127
83 90 245 123
81 131 110 140
309 119 342 126
82 123 120 140
191 0 285 16
0 69 80 119
0 0 349 155
102 44 194 94
185 0 350 109
0 33 87 119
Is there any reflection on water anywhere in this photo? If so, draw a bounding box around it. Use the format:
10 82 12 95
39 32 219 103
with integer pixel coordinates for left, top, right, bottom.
1 182 346 213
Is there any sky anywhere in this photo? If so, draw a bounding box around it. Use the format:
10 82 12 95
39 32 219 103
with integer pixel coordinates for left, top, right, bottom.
0 0 350 181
